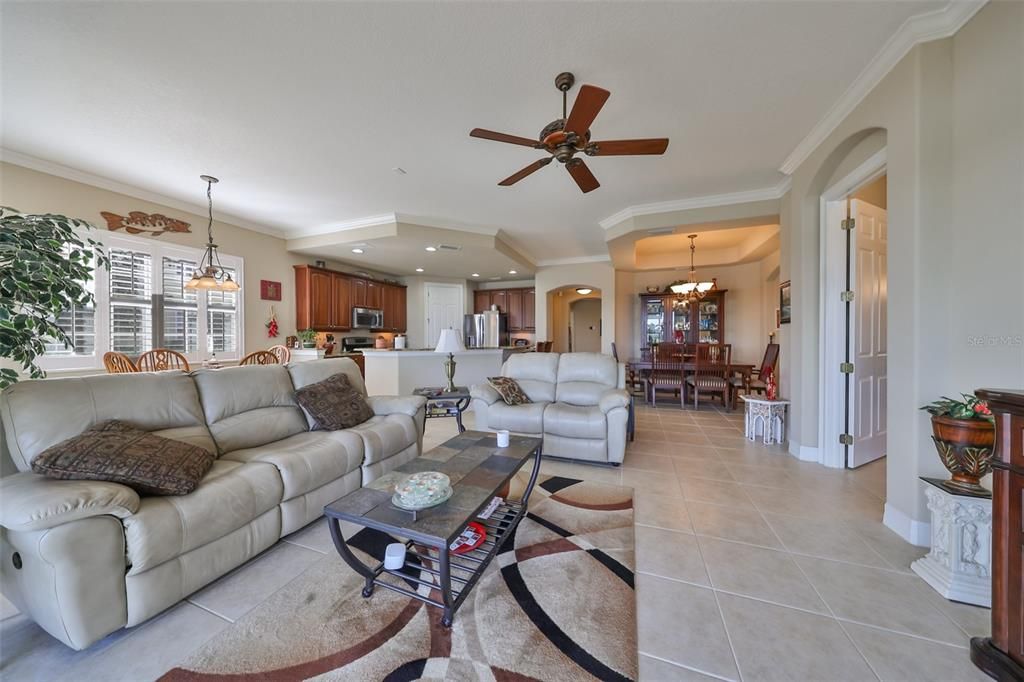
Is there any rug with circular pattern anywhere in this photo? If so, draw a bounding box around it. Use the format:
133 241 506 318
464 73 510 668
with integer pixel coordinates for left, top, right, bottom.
161 473 636 681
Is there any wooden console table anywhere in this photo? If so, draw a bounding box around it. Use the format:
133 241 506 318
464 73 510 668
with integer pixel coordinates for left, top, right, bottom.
971 388 1024 680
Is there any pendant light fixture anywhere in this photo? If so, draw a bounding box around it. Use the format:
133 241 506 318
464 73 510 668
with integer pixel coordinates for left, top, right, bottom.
668 234 715 303
185 175 240 291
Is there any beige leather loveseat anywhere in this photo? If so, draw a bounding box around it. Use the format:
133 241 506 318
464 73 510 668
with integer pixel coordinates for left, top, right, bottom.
470 352 629 465
0 358 425 649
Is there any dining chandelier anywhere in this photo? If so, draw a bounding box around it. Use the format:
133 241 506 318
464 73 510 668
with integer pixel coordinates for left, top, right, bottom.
185 174 240 291
668 234 715 303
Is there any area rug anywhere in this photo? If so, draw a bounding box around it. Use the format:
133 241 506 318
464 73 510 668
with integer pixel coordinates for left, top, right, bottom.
162 473 637 681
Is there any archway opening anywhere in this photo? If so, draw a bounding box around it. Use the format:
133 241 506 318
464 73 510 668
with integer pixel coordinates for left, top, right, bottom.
546 285 602 353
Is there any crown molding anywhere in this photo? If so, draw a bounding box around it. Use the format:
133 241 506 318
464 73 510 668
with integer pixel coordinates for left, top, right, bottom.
778 0 987 175
0 148 289 238
535 254 612 267
599 176 792 231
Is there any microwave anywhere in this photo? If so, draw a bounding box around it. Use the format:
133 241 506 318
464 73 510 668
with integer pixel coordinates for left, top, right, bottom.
352 307 383 329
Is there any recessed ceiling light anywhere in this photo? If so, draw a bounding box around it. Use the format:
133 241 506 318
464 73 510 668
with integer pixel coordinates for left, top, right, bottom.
471 273 480 277
415 267 424 272
425 246 437 252
508 270 517 275
351 248 364 254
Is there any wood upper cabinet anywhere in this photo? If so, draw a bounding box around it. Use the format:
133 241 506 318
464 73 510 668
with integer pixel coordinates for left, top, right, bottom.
474 290 491 314
366 280 382 309
352 278 367 308
296 265 402 332
522 289 536 331
333 274 352 329
472 287 536 331
507 289 524 331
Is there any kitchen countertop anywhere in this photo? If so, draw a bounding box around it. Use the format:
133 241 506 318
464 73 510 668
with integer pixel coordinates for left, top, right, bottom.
360 346 532 356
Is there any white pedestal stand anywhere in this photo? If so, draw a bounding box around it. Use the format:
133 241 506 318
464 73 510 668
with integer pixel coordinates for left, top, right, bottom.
739 396 790 445
911 479 992 608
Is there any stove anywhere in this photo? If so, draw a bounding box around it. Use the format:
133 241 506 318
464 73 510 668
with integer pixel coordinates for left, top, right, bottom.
341 336 376 352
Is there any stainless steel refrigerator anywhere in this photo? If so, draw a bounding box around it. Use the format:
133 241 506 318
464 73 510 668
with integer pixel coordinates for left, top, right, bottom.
463 311 509 348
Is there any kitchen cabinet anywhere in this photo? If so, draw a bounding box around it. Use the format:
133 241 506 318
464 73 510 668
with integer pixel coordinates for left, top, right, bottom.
472 287 536 332
639 290 728 348
366 280 382 309
295 265 405 332
352 278 367 308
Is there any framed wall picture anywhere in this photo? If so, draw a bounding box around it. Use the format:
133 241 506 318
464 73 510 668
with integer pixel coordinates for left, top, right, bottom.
260 279 282 301
779 280 792 324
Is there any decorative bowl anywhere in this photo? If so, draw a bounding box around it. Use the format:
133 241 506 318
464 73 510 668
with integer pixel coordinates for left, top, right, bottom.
392 471 453 510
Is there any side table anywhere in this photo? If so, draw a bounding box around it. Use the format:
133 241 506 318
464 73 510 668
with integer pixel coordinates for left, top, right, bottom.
739 396 790 444
412 386 471 433
912 477 992 607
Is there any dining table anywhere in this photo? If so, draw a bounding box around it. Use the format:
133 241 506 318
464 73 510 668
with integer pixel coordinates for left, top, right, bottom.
626 357 758 409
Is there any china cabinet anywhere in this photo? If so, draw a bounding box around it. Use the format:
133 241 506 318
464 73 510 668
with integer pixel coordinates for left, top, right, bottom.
640 290 727 348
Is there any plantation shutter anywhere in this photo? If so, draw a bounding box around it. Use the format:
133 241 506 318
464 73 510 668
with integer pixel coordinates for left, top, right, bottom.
108 248 152 355
161 257 199 354
206 267 238 354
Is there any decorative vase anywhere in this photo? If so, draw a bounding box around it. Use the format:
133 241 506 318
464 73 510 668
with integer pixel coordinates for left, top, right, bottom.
930 415 995 493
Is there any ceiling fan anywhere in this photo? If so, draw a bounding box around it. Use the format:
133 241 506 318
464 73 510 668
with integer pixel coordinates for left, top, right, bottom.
470 72 669 194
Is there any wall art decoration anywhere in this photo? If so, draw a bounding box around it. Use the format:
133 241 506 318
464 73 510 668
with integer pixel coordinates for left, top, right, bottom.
260 280 282 301
779 280 792 324
100 211 191 236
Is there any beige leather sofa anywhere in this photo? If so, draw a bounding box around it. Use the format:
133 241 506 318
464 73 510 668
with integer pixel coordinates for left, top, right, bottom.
0 358 425 649
470 352 629 465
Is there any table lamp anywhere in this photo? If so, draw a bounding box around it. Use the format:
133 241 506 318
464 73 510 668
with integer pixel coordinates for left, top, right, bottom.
435 329 465 392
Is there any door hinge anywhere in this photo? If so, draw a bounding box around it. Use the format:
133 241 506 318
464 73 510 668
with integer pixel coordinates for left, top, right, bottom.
840 290 855 303
840 362 854 374
841 218 856 230
839 433 854 446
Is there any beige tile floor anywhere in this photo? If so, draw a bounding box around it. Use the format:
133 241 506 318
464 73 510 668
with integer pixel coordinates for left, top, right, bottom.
0 404 990 681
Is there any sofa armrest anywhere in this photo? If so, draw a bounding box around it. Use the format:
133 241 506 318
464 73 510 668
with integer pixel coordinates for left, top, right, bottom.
470 383 501 406
0 473 140 533
365 395 428 418
598 389 631 414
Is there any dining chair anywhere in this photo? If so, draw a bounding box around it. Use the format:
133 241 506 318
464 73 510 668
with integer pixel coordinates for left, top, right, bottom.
268 344 291 364
137 348 191 372
103 351 139 374
645 344 686 407
239 350 280 366
685 343 732 410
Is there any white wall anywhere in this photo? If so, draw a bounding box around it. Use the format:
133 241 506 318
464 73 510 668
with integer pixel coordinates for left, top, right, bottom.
780 1 1024 540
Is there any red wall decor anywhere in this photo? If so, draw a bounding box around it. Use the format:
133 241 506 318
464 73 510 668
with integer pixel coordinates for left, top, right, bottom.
260 280 282 301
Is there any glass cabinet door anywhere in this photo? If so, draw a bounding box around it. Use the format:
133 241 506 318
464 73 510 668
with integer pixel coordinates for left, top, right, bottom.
644 297 666 346
670 299 691 344
698 298 720 343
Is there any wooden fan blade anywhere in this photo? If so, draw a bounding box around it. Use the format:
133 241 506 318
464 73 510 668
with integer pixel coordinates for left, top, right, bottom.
498 157 552 186
589 138 670 155
567 159 600 193
564 85 610 136
470 128 540 148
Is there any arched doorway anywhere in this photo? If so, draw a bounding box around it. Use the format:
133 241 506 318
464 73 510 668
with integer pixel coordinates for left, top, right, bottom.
546 285 602 353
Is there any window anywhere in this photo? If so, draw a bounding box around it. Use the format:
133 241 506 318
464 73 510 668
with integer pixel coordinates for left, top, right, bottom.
39 232 244 370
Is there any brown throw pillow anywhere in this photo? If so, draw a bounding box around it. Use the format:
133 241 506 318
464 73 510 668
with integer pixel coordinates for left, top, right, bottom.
488 376 532 406
294 372 375 430
31 420 214 496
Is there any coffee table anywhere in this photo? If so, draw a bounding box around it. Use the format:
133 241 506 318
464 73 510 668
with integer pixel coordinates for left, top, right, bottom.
324 430 543 627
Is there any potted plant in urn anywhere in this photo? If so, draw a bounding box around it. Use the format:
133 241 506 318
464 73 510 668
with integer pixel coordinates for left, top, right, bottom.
920 393 995 494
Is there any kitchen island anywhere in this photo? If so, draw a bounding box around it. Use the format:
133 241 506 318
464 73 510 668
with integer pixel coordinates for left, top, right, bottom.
361 347 530 396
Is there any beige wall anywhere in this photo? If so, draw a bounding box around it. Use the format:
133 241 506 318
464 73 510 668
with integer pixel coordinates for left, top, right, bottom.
779 1 1023 539
852 174 887 209
535 262 616 354
548 287 602 353
0 162 378 359
571 298 603 353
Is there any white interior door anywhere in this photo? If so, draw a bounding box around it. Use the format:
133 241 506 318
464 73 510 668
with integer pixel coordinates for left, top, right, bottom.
425 284 463 348
849 199 887 467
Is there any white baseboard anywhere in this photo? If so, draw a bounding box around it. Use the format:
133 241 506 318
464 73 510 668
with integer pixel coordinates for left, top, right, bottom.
883 502 931 547
787 439 821 463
